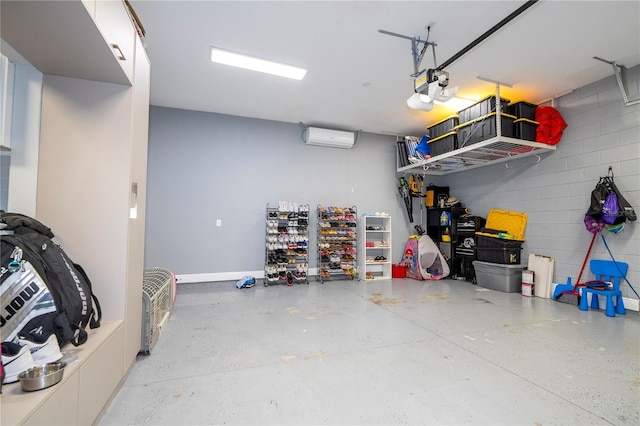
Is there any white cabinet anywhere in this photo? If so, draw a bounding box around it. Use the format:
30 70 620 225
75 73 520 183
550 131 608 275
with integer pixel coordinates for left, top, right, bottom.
94 0 135 83
24 371 79 426
360 215 392 280
1 0 134 85
0 1 149 424
3 322 124 426
0 55 14 150
77 324 125 425
124 34 150 364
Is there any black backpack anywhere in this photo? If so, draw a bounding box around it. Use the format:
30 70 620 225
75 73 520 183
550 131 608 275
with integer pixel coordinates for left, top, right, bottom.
586 175 636 223
1 232 101 347
1 242 61 344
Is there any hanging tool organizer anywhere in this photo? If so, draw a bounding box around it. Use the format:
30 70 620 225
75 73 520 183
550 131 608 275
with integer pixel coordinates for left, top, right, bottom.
555 166 638 304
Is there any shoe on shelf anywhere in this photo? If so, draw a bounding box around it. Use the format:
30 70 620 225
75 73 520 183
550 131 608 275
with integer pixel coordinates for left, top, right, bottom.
18 333 63 365
1 341 35 384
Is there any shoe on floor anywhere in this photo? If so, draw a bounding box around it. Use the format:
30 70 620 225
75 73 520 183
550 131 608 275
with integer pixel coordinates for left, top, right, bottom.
18 333 63 365
1 341 35 384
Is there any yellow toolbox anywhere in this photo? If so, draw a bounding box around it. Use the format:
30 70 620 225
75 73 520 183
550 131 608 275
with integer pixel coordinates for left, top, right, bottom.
476 208 527 241
475 209 528 264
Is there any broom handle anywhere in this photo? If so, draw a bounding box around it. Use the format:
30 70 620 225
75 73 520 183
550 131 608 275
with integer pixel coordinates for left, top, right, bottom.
575 232 597 287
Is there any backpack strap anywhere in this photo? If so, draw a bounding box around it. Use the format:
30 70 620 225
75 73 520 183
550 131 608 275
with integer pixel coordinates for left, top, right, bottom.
53 312 87 346
70 325 88 346
73 263 102 329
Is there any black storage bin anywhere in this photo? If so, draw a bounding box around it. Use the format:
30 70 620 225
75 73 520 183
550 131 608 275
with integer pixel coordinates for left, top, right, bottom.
476 234 523 249
514 118 539 141
428 131 457 157
476 247 522 264
456 112 516 148
458 96 509 124
508 101 537 120
428 115 459 139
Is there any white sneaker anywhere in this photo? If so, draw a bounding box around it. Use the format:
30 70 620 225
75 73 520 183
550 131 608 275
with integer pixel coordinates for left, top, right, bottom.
1 341 35 383
18 333 63 365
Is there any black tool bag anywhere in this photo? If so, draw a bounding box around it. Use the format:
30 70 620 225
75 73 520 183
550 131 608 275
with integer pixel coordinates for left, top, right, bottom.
585 171 636 223
0 244 61 344
1 228 101 348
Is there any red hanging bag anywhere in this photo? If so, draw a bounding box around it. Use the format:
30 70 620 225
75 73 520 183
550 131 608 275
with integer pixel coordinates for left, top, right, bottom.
535 105 567 145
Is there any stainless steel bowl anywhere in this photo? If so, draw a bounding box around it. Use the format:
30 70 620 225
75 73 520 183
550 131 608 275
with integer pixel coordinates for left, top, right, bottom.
18 361 66 392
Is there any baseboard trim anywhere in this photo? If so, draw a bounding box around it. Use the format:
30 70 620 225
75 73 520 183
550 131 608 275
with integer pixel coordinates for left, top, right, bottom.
622 296 639 312
176 271 264 283
176 269 319 284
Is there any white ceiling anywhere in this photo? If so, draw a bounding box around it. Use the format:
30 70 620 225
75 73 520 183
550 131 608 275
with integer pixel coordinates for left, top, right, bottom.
130 0 640 137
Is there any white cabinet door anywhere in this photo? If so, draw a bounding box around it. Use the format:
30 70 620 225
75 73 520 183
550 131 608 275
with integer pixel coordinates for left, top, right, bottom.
124 35 150 366
24 372 80 426
81 0 96 18
77 325 126 425
94 0 135 83
0 55 14 150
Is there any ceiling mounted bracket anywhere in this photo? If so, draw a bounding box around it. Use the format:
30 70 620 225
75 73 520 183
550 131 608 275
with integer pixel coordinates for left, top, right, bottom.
380 27 457 111
378 29 438 76
477 76 514 88
593 57 640 107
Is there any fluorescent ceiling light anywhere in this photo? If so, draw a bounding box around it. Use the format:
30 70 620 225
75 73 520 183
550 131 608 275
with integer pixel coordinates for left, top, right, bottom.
210 47 307 80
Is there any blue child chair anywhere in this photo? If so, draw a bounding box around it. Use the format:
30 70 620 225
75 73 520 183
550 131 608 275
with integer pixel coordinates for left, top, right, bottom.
579 260 628 317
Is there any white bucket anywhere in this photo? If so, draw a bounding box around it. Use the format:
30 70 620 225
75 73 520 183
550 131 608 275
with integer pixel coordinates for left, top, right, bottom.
522 270 534 297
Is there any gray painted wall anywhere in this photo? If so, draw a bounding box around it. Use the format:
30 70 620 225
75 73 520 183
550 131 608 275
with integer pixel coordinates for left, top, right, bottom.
145 66 639 298
443 66 640 299
144 108 412 276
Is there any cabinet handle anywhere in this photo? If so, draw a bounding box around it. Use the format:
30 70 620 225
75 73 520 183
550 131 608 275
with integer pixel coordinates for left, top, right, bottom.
110 43 126 61
130 182 138 219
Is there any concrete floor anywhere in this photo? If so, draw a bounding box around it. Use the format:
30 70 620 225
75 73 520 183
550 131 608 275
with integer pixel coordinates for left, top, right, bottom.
99 278 640 425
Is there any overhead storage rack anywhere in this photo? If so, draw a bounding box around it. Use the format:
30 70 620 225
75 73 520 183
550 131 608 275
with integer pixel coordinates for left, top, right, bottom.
397 87 557 175
397 135 556 175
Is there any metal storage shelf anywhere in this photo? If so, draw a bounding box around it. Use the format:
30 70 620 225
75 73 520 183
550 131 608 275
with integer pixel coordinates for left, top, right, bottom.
398 86 556 175
264 203 310 286
317 205 358 283
397 136 556 175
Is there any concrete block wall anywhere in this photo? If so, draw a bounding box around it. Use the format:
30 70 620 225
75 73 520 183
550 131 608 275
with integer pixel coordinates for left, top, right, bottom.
444 65 640 299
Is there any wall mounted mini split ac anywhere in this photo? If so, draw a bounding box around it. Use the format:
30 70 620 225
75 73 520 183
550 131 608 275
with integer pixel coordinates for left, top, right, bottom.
303 127 355 149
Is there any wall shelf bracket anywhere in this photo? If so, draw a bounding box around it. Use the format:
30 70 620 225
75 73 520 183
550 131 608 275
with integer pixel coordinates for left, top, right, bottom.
593 56 640 107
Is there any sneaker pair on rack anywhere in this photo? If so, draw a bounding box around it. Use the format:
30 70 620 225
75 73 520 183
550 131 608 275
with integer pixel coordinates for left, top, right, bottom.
1 333 63 384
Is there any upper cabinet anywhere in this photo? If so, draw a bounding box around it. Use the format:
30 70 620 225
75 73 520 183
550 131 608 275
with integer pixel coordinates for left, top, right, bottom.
0 0 135 85
0 55 14 150
94 0 135 83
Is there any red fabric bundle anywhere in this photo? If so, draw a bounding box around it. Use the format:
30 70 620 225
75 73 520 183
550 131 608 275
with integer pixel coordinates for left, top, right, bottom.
535 105 567 145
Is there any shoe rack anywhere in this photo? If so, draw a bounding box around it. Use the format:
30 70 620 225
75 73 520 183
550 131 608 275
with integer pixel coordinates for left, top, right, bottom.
360 214 392 280
264 202 309 286
317 205 358 283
